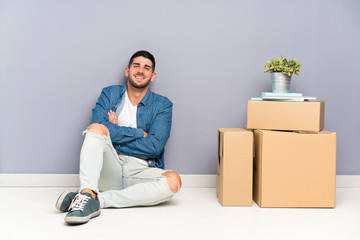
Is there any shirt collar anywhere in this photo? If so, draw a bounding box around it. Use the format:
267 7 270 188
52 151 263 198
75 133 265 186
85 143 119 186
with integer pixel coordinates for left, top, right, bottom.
123 85 152 107
139 88 152 107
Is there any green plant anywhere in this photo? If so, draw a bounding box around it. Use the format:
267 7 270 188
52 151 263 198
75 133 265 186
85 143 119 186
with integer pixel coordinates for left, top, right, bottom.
264 56 301 76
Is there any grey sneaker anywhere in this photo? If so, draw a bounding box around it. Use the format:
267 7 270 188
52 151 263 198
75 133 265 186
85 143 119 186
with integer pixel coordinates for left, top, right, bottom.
64 193 101 225
55 191 78 212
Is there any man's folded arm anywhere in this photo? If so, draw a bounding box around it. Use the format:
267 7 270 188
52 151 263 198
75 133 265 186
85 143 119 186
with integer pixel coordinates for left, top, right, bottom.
90 87 144 144
115 101 173 159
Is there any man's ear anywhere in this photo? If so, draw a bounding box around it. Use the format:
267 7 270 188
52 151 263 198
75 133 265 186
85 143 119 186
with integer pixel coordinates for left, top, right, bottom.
125 67 129 77
150 72 156 82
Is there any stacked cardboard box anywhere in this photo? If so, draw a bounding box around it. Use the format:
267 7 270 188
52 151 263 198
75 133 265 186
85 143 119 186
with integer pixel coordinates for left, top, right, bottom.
216 100 336 208
247 101 324 132
247 100 337 208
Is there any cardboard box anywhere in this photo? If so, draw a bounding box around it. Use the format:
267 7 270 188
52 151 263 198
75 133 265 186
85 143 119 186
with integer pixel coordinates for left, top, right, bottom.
247 100 325 131
217 128 253 206
253 130 336 208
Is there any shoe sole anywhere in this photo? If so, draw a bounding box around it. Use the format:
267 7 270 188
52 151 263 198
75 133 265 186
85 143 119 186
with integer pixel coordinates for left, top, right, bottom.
64 210 101 225
55 190 72 212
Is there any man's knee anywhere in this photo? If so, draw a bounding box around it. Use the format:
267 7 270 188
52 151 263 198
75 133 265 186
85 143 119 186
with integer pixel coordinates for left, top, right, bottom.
87 123 109 136
162 171 182 193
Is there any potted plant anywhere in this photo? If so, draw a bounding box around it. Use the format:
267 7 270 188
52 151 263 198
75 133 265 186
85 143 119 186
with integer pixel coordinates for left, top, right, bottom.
264 56 301 93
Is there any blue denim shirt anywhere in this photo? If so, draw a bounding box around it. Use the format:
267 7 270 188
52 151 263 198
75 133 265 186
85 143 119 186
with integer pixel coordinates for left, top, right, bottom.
90 85 173 169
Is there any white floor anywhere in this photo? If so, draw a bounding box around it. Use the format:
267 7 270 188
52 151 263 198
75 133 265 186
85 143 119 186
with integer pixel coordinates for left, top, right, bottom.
1 187 360 240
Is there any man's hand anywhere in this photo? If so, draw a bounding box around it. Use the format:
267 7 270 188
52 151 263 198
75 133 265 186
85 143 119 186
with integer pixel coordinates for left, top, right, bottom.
108 110 118 125
108 110 148 138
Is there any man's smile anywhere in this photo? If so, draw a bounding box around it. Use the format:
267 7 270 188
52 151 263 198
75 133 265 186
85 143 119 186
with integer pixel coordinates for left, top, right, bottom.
135 74 145 79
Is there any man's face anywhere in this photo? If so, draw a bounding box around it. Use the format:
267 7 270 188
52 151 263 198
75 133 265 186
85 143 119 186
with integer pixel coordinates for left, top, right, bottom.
126 56 156 89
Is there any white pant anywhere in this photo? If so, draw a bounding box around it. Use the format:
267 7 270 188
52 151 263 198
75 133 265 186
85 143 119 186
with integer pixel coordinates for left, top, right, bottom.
79 130 175 208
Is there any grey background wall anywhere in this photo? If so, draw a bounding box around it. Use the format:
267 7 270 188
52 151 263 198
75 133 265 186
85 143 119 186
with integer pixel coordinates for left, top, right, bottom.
1 0 359 175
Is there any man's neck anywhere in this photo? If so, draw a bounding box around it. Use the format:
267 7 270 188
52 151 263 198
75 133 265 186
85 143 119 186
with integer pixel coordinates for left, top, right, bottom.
126 85 149 106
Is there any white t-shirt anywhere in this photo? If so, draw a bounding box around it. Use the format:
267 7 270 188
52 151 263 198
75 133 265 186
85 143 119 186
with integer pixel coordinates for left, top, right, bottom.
117 91 149 166
118 91 137 128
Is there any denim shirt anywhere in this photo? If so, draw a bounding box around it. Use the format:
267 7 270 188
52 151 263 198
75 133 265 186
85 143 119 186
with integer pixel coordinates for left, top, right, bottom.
90 85 173 169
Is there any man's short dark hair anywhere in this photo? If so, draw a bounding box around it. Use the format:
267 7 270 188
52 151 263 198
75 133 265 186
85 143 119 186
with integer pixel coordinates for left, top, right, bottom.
128 50 156 71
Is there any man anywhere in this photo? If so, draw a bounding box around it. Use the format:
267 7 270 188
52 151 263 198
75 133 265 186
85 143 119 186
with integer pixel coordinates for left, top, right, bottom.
55 50 181 225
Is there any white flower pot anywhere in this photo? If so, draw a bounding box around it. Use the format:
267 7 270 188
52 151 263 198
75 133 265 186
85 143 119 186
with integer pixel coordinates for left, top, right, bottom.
271 72 292 93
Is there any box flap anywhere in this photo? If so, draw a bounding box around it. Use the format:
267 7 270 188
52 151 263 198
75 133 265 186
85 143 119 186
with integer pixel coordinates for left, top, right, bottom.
218 131 224 158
